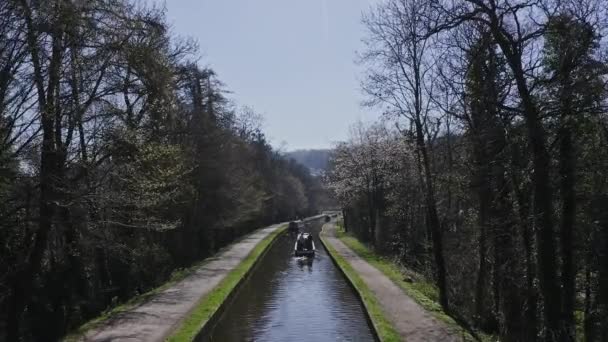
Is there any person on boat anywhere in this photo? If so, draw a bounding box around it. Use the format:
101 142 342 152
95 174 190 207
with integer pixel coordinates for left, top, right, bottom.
305 234 313 250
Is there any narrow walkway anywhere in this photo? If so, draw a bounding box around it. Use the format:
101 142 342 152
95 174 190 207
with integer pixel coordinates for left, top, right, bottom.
79 223 286 342
322 222 459 342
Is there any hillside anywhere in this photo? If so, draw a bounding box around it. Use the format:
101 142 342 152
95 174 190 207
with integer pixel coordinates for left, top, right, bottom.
285 149 333 175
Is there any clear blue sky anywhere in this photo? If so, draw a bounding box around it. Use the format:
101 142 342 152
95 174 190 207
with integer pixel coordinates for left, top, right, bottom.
150 0 378 150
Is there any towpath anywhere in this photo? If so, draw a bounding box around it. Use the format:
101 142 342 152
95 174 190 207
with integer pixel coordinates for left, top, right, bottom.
77 222 286 342
321 222 460 342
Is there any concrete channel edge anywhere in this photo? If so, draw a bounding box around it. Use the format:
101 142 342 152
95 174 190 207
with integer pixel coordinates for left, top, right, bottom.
171 224 287 341
319 222 383 342
173 214 328 341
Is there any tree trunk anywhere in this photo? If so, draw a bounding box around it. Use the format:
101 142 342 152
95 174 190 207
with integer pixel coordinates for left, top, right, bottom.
472 136 492 328
508 137 538 341
599 223 608 341
559 114 576 341
583 248 593 342
521 202 538 341
414 119 448 310
366 186 376 245
475 203 488 320
10 1 64 336
489 28 562 339
492 164 526 341
521 83 562 342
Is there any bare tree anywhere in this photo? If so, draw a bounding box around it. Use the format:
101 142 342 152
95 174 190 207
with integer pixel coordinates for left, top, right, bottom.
360 0 449 310
427 1 570 339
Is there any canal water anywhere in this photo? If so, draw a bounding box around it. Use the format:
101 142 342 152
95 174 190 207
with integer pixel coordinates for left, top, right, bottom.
197 218 376 342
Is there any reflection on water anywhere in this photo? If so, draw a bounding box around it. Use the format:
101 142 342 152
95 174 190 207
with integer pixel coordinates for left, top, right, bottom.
296 256 314 271
197 219 376 342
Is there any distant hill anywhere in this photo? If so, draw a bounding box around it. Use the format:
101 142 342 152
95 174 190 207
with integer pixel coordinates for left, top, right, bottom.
285 149 332 176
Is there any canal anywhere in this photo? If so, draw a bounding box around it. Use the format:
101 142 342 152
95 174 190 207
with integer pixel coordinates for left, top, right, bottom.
197 217 376 342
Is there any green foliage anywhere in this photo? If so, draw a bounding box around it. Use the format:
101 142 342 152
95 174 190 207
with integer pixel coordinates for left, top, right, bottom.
337 1 608 339
110 135 194 230
0 1 328 339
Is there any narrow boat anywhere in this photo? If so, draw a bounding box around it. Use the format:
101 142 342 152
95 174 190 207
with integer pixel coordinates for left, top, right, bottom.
288 221 299 236
294 232 315 257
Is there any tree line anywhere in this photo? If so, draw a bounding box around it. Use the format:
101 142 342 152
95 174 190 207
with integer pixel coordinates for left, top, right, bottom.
328 0 608 341
0 1 326 340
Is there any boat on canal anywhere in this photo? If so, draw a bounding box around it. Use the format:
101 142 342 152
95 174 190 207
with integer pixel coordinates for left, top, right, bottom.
288 220 303 236
294 232 315 257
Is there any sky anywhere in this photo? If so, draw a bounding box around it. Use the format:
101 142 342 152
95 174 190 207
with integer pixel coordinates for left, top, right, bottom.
150 0 379 150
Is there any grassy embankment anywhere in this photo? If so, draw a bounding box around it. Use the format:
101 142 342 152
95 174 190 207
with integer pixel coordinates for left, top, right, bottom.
65 257 215 341
167 224 287 341
65 224 286 342
319 226 401 342
334 220 494 342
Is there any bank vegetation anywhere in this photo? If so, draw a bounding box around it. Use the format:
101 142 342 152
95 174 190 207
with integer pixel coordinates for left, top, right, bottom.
0 1 328 340
328 0 608 341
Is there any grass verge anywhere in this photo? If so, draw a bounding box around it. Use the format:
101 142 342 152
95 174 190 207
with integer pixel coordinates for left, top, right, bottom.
64 224 286 342
166 224 287 342
320 227 401 342
334 224 492 342
64 258 214 342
